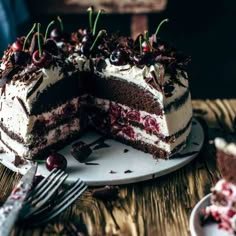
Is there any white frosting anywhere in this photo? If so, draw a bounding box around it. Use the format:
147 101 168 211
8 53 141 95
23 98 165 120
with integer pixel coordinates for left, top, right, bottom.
67 53 91 71
0 118 80 158
0 65 64 113
0 97 80 143
215 138 236 155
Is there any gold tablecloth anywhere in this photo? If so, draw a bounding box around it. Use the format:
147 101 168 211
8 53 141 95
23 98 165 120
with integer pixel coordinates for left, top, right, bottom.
1 99 235 236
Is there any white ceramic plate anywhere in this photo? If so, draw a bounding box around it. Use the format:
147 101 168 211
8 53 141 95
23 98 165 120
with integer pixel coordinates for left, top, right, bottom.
0 119 204 186
190 194 234 236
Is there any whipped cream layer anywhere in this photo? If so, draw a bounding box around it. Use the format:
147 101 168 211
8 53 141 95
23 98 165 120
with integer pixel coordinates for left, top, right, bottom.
94 97 192 137
0 97 80 143
0 118 80 158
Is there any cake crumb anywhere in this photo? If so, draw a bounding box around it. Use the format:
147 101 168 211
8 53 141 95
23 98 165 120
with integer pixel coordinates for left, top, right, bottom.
12 155 26 167
124 170 132 174
92 186 119 201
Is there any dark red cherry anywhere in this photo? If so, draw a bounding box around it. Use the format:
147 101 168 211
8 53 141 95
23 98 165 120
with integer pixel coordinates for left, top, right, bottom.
44 39 58 56
46 153 67 171
11 51 30 66
70 141 92 163
132 54 144 65
11 40 23 52
80 42 91 57
32 50 52 68
110 49 128 66
50 28 62 42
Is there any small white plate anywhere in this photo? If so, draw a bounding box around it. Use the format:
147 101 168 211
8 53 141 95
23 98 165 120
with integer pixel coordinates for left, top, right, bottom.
190 194 234 236
0 119 204 186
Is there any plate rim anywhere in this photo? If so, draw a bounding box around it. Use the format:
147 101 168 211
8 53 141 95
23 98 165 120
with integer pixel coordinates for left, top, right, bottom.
0 118 205 186
189 193 211 236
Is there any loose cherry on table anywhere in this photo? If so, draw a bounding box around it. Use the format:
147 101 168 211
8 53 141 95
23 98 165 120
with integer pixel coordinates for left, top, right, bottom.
46 152 67 171
32 50 52 68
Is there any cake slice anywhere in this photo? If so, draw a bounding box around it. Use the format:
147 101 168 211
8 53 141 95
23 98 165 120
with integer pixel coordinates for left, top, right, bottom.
202 138 236 234
0 24 85 159
69 23 192 158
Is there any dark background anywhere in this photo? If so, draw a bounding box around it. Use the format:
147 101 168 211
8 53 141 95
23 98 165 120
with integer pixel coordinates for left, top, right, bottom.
16 0 236 99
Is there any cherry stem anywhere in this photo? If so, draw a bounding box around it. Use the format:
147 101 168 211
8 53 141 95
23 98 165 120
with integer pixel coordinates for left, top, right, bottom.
139 35 142 54
37 23 43 57
87 6 93 32
92 9 104 36
144 30 152 51
45 20 55 41
57 16 64 32
155 18 169 36
90 30 106 51
23 23 36 51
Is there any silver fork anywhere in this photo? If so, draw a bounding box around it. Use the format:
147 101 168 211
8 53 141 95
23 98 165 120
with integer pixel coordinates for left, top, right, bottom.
19 168 87 226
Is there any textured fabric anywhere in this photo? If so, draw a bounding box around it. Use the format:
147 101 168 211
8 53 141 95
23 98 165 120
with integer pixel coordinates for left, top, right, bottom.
0 0 29 54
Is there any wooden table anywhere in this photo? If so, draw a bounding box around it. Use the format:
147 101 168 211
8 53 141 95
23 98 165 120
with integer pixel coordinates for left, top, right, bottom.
1 99 236 236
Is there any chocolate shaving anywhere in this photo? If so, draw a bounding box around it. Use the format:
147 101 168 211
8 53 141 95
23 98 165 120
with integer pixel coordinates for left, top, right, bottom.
192 142 199 146
1 84 6 96
16 96 29 117
170 76 187 88
12 155 26 167
92 186 119 201
93 142 110 150
123 149 129 153
26 74 43 99
178 151 199 158
109 170 117 174
124 170 132 173
85 162 99 165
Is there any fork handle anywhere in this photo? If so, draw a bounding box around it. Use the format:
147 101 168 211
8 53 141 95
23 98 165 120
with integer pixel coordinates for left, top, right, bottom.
0 201 22 236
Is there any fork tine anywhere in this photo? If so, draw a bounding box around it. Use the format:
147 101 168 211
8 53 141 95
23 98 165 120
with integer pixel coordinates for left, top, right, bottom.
22 170 68 218
26 179 84 217
32 169 65 199
31 171 68 206
34 168 58 191
29 181 87 226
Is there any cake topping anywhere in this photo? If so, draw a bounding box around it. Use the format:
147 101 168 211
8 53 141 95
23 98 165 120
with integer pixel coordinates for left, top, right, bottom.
71 141 92 163
32 23 53 68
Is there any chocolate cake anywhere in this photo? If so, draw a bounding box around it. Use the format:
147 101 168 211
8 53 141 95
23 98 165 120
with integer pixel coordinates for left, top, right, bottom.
202 138 236 234
0 14 192 160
